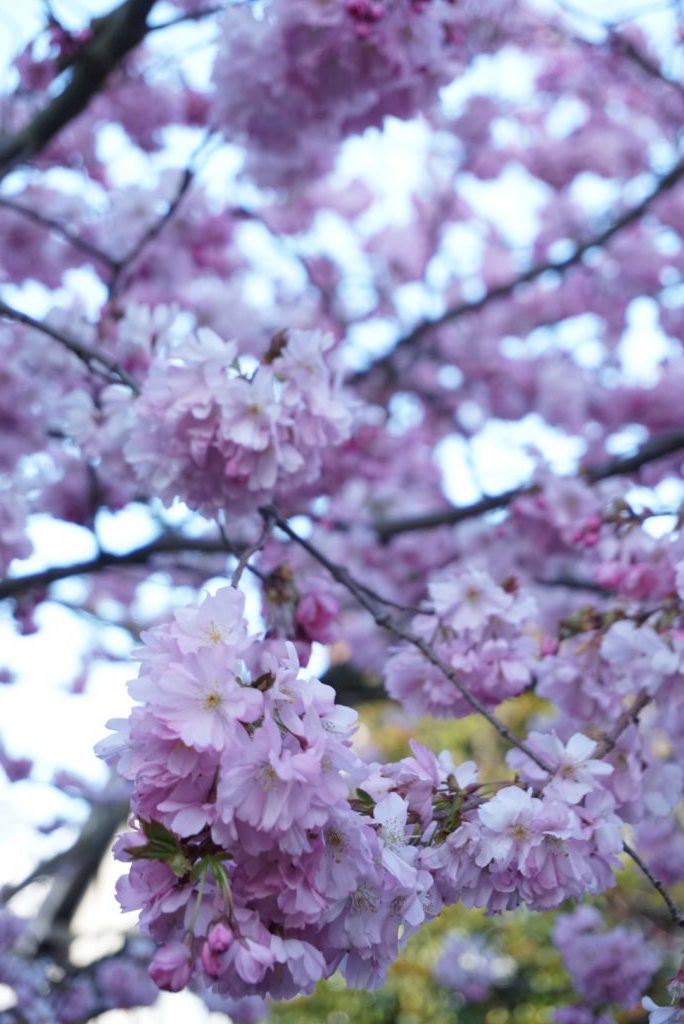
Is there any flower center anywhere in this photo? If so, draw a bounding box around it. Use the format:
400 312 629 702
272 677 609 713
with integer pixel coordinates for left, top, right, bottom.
258 763 279 791
324 827 347 860
351 885 378 914
204 620 224 645
203 690 224 711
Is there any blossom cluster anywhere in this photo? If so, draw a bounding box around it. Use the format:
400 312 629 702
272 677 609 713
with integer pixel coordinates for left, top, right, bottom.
385 567 540 717
552 906 660 1010
537 618 680 727
0 911 158 1024
433 929 515 1002
425 781 622 914
98 588 441 999
113 326 354 515
99 588 631 1001
212 0 461 186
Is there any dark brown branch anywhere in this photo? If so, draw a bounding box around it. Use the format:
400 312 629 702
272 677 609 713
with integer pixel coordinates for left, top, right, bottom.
611 34 684 93
11 801 128 958
0 196 117 268
375 424 684 540
355 154 684 387
0 533 236 601
0 0 157 179
0 298 139 391
623 841 684 929
535 575 612 595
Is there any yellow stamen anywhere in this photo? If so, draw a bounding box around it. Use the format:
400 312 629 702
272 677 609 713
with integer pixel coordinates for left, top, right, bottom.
203 691 223 710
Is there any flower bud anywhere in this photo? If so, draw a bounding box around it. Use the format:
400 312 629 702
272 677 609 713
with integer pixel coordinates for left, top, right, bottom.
207 922 234 953
148 941 192 992
200 940 224 980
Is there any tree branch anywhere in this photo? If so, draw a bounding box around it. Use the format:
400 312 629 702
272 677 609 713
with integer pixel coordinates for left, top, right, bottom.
268 510 684 930
24 802 129 958
231 508 273 586
0 0 157 179
0 299 140 391
610 33 684 93
375 424 684 540
623 841 684 929
355 154 684 387
266 507 553 773
535 575 612 595
0 196 117 268
108 133 212 297
0 532 238 601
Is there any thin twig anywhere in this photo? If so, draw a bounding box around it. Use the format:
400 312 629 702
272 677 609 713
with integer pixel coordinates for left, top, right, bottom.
623 841 684 929
535 575 612 595
611 34 684 93
266 507 553 773
0 532 235 601
231 509 273 586
0 196 117 267
0 298 140 391
107 133 213 297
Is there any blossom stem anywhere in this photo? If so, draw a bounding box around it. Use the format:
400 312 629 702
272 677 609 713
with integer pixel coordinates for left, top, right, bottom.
268 508 553 773
0 298 139 391
623 842 684 930
230 509 274 587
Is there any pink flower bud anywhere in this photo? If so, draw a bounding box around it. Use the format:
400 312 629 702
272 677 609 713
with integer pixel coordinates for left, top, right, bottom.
149 941 192 992
200 940 224 980
208 922 234 953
